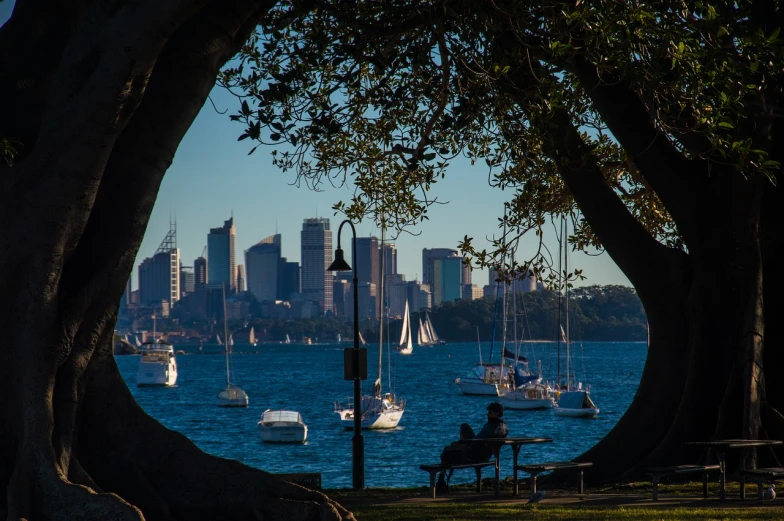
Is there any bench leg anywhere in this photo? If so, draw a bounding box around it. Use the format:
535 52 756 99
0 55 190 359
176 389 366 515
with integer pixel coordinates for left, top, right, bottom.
652 475 659 501
758 482 764 500
740 474 746 500
429 471 437 499
475 467 483 494
530 471 539 494
577 469 585 494
513 466 519 496
703 473 709 499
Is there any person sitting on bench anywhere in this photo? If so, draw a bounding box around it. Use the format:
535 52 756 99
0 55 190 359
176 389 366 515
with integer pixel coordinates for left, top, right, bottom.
437 402 509 492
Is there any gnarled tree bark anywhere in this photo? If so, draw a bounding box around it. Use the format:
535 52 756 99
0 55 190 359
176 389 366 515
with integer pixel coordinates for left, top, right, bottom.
0 1 352 519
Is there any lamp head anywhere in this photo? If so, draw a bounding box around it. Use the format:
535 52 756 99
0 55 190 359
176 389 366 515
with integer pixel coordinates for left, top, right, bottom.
327 248 352 272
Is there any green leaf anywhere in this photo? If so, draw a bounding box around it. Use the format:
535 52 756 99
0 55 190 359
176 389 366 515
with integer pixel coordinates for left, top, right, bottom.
718 121 735 129
678 42 684 54
768 27 780 42
717 26 729 37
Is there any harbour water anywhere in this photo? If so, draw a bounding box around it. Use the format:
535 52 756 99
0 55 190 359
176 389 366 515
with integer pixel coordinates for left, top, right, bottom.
116 340 646 489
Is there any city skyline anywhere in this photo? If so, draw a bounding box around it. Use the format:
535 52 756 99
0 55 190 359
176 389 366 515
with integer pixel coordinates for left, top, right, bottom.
133 86 631 292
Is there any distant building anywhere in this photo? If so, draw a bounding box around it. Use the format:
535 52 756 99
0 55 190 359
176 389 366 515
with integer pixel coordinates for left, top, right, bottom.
355 236 380 315
194 256 207 289
138 222 180 306
208 216 237 293
432 256 463 305
462 283 483 301
333 277 351 318
280 258 300 301
180 266 195 297
300 218 333 315
246 234 281 302
236 264 245 293
488 268 538 293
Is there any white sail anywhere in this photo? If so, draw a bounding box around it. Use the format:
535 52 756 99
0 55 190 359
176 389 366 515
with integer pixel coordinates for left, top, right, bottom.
417 317 429 345
398 300 413 355
284 334 291 344
217 286 248 407
425 312 440 343
216 334 222 346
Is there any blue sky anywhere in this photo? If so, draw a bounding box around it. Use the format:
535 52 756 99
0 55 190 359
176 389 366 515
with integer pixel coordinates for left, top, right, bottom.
1 3 630 290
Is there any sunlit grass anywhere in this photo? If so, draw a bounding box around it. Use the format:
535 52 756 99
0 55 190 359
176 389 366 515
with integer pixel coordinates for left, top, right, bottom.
327 482 784 520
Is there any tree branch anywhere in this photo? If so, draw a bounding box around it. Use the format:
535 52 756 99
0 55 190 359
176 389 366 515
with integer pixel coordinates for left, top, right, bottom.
569 56 705 246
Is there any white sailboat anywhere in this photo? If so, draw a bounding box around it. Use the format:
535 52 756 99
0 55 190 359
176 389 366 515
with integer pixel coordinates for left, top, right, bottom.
417 311 444 346
334 226 405 429
396 300 413 355
553 218 599 419
216 286 249 407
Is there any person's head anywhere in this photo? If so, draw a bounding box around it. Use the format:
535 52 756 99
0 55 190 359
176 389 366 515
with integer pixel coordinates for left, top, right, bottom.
487 402 504 418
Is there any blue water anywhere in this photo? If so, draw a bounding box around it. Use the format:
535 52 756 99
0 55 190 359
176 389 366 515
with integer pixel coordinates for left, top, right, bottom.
116 341 646 489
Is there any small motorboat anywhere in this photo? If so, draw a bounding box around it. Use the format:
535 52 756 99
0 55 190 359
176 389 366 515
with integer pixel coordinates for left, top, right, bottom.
257 410 308 443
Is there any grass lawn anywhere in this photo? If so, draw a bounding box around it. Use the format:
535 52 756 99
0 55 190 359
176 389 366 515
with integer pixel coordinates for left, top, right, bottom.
325 482 784 520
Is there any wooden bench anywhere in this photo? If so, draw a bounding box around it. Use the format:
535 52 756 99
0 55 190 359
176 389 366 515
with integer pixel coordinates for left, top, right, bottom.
740 467 784 499
647 465 721 500
419 462 496 498
274 472 322 490
514 461 593 495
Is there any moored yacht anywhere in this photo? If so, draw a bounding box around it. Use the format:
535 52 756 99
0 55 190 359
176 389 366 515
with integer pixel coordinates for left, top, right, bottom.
136 341 178 386
257 410 308 443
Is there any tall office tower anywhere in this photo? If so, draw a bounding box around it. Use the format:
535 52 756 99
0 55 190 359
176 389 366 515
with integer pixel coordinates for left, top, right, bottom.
236 264 245 292
422 248 459 289
354 236 380 315
180 266 195 296
207 216 236 293
138 222 180 306
333 277 352 317
280 259 300 301
432 256 463 306
300 218 333 314
194 256 207 289
245 234 281 302
382 242 398 275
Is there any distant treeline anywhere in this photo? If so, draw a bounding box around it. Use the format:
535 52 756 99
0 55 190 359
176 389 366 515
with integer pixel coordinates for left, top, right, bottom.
234 284 647 344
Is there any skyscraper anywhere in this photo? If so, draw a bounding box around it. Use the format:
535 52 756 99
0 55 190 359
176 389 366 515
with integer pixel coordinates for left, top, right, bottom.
207 217 236 293
354 236 380 316
422 248 459 289
280 258 300 301
300 218 333 314
138 222 180 306
433 256 463 306
194 255 207 289
236 264 245 293
245 234 281 302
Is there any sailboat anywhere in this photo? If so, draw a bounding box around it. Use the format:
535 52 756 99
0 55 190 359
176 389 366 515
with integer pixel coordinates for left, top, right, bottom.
417 311 445 346
216 285 249 407
334 226 405 429
284 333 291 344
553 218 599 418
396 300 413 355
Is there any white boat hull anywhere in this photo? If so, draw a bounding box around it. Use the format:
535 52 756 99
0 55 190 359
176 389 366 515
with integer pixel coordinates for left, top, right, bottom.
257 424 308 443
217 386 249 407
136 361 177 386
336 407 404 429
335 395 405 429
554 407 600 418
455 378 500 396
500 395 555 410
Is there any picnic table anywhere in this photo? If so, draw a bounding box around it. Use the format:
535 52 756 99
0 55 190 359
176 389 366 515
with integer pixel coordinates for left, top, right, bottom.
461 437 553 495
684 439 783 500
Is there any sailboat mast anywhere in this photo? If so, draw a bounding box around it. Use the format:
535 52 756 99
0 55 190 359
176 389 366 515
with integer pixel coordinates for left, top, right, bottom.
223 284 230 386
564 218 570 391
556 219 562 389
377 226 385 388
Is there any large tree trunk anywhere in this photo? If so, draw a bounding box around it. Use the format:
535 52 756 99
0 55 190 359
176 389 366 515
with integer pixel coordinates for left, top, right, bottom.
0 1 352 519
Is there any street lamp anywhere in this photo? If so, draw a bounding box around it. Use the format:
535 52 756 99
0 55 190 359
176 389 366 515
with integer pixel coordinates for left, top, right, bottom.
327 219 366 489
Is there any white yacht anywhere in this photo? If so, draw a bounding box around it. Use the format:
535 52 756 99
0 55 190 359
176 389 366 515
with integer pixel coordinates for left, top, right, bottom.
216 285 249 407
334 393 406 430
136 341 178 386
454 363 516 396
257 410 308 443
554 386 600 418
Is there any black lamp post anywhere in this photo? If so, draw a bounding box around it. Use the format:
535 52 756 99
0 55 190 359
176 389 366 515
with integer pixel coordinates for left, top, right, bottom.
327 219 366 489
